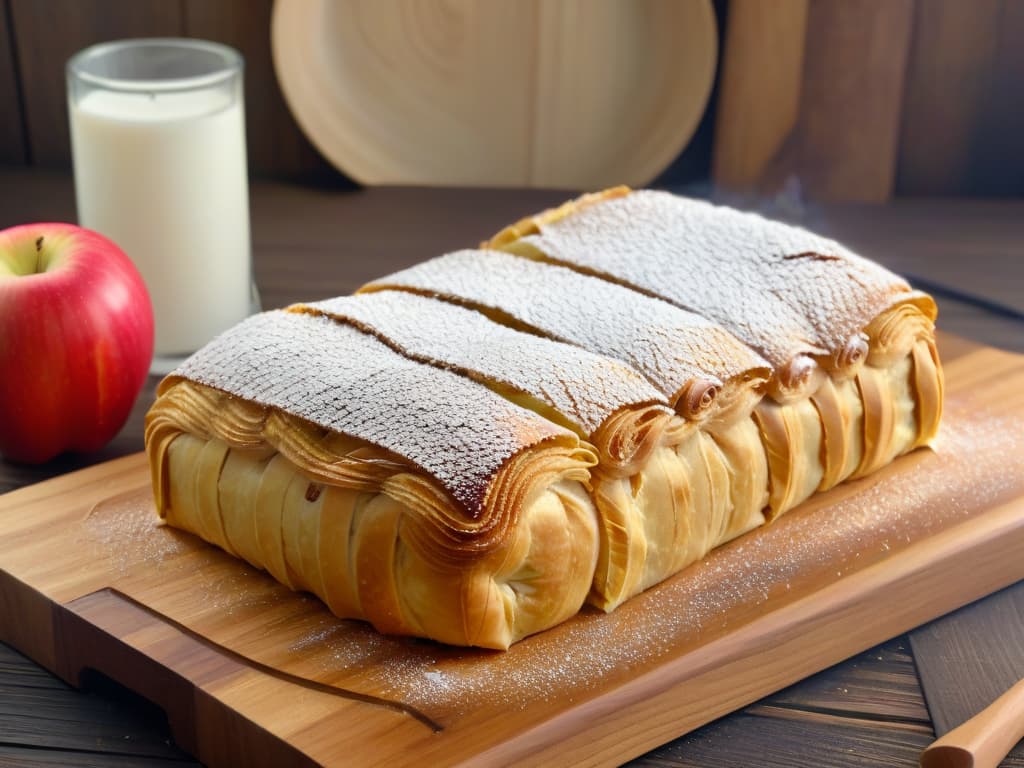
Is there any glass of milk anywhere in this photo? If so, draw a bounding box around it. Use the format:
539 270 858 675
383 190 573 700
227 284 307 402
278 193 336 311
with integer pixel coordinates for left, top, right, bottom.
67 39 258 374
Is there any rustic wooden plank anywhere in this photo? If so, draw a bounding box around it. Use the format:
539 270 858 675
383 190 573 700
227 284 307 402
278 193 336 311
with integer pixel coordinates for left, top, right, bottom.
0 611 1010 768
966 0 1024 196
910 581 1024 738
759 638 931 725
0 646 196 762
181 0 337 182
627 710 932 767
0 746 191 767
711 0 808 191
896 0 1003 195
8 0 182 168
794 0 915 201
743 704 930 734
0 643 68 690
713 0 916 201
0 639 933 767
0 0 27 164
0 689 187 759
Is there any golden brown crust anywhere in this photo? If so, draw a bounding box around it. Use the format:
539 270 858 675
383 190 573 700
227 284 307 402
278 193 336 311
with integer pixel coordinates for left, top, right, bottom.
149 381 599 649
147 380 596 564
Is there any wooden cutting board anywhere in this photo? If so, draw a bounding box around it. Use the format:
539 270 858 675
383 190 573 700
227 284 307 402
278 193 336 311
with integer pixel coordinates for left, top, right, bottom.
1 336 1023 768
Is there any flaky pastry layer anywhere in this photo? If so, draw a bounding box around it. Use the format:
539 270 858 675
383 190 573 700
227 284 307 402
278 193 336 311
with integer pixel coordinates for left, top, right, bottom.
148 380 598 649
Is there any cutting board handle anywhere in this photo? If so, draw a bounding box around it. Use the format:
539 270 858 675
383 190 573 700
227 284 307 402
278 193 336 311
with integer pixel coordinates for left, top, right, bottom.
50 588 321 768
53 590 200 756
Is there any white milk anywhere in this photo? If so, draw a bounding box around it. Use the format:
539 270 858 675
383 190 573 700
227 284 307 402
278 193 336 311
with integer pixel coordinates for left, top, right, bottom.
70 87 251 357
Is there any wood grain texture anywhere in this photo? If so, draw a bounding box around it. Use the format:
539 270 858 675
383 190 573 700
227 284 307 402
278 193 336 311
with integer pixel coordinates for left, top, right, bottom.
3 0 339 179
182 0 337 182
0 747 191 767
0 635 942 768
1 342 1024 767
795 0 915 201
895 0 1024 196
758 639 930 724
911 584 1024 752
0 682 189 759
271 0 716 188
712 0 808 190
965 0 1024 197
700 637 936 767
0 643 198 765
631 711 932 768
896 0 1004 195
713 0 915 201
527 0 717 188
6 0 1024 194
0 0 27 165
0 644 65 690
8 0 183 168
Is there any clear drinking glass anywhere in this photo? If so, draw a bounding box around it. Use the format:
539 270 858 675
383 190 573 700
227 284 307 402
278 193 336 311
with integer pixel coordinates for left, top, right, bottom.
67 38 258 374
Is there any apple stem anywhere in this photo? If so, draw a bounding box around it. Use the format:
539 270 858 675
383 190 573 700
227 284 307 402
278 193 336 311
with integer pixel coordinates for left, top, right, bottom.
34 236 43 273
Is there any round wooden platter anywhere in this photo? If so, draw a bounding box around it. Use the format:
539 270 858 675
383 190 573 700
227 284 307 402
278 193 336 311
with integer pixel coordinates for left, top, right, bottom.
271 0 718 188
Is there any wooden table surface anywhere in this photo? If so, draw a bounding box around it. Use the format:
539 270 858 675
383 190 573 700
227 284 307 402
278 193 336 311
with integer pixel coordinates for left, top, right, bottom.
0 169 1022 767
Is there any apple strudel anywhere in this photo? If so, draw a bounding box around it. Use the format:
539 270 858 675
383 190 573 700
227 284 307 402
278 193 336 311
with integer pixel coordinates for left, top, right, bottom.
146 188 942 648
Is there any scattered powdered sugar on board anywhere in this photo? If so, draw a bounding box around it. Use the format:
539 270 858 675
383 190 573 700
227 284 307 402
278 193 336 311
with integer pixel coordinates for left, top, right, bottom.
77 488 193 578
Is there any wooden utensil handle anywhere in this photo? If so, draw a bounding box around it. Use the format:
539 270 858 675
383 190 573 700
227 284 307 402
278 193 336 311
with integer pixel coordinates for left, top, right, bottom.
920 677 1024 768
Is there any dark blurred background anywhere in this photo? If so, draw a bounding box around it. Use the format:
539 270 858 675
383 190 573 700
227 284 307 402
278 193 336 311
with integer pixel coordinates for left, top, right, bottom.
1 0 1021 199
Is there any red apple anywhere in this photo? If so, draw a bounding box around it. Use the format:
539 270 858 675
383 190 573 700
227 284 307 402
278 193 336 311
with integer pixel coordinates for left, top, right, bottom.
0 223 154 463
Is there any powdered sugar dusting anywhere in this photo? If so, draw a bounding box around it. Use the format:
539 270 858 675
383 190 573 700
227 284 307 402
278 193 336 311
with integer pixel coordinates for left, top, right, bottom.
170 310 573 517
364 250 769 404
518 190 914 370
78 488 192 577
297 291 669 435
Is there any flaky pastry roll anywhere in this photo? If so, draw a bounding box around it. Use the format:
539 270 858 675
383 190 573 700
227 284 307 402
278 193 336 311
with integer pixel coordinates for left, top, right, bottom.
148 187 944 647
482 188 943 513
146 311 599 649
286 292 767 610
487 187 937 403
